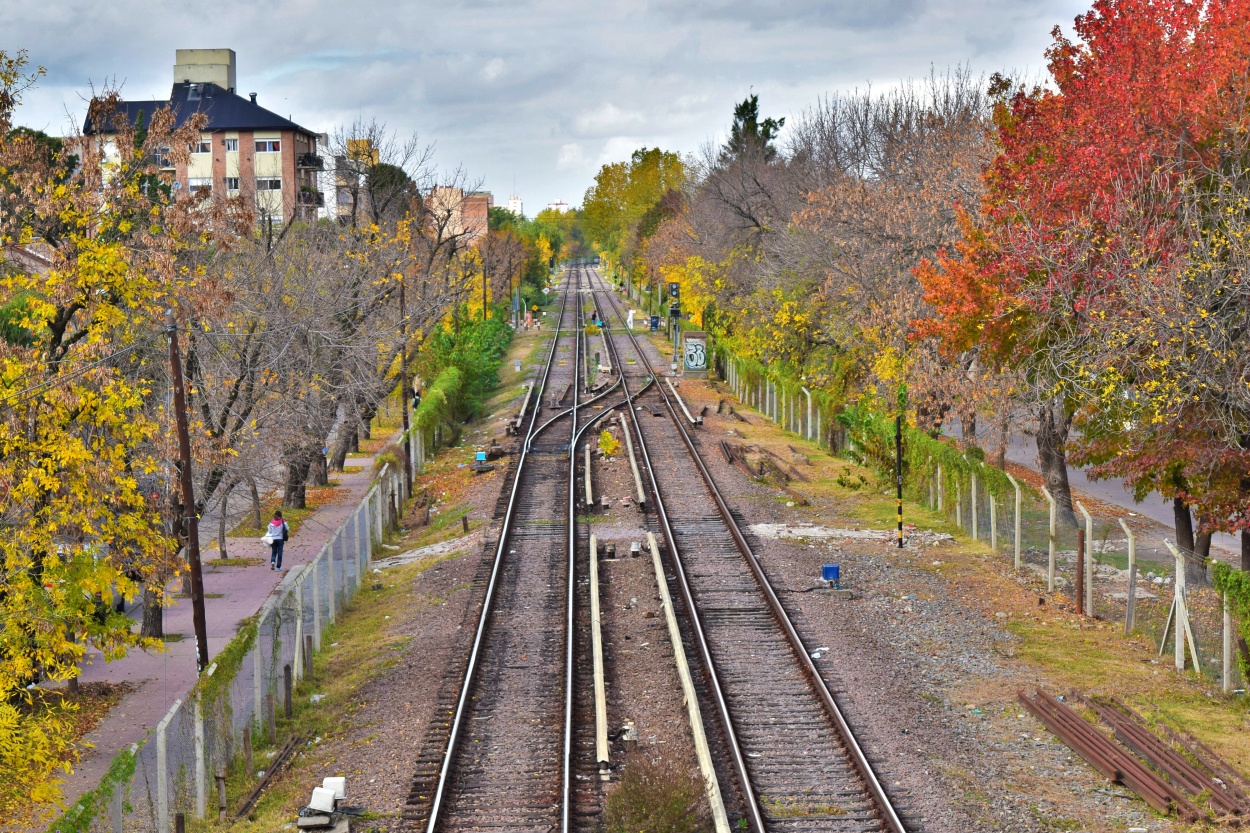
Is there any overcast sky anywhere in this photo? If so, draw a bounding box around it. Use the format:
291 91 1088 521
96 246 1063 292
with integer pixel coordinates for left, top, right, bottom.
4 0 1088 214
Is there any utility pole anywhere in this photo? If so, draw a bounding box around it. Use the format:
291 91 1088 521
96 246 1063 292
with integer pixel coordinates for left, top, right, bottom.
399 277 413 493
166 312 210 673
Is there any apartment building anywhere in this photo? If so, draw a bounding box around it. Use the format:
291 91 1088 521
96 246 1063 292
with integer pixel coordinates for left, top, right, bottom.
82 49 324 224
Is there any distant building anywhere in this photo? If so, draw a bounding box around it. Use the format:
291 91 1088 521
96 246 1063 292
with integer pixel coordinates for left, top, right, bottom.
506 193 524 218
546 200 570 213
429 187 492 245
82 49 324 224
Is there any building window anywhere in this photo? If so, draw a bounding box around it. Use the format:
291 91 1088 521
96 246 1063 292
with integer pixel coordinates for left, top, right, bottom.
193 140 211 154
224 138 238 152
256 177 282 191
188 177 212 194
255 139 281 153
225 177 240 192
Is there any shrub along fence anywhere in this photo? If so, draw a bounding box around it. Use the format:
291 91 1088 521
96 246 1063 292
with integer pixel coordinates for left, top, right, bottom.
50 462 407 833
712 341 1242 693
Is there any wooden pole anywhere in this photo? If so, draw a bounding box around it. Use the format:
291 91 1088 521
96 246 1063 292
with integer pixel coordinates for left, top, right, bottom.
166 313 210 673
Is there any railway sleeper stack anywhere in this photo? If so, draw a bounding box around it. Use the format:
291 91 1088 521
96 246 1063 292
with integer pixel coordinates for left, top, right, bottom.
1019 688 1250 823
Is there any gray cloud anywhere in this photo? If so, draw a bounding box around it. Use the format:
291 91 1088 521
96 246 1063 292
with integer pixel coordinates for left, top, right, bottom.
1 0 1088 212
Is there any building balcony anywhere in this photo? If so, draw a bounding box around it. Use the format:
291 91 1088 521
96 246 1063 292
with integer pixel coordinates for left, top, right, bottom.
297 190 325 207
297 153 325 171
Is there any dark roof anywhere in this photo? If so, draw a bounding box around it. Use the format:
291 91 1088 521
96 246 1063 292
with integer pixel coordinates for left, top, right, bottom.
83 82 315 136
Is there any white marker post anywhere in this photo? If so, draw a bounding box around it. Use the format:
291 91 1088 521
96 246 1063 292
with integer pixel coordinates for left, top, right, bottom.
1040 486 1057 592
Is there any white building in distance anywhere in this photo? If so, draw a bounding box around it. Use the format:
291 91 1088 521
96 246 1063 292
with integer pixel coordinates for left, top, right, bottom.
546 199 570 213
506 193 523 218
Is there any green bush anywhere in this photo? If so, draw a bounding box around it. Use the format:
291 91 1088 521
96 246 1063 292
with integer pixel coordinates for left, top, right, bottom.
604 754 711 833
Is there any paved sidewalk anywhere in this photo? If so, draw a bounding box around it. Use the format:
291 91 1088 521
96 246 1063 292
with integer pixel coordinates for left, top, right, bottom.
51 458 380 818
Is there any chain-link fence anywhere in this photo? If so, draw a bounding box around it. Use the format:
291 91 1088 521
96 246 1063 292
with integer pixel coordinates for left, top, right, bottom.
711 342 1247 695
54 463 406 833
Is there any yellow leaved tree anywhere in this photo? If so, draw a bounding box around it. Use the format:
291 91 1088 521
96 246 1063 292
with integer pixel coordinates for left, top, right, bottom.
0 52 227 822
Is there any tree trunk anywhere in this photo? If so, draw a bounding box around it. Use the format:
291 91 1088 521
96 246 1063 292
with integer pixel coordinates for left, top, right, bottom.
218 480 233 559
141 586 164 639
308 450 329 487
961 410 977 442
330 425 355 472
283 448 314 509
1173 497 1196 553
1036 400 1078 527
1242 529 1250 572
248 478 262 529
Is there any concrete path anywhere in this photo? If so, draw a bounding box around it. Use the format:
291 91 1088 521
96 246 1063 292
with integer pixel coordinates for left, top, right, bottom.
50 457 379 818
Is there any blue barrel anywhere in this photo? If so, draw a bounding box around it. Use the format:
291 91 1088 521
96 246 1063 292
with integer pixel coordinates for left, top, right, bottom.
476 451 487 463
822 564 840 582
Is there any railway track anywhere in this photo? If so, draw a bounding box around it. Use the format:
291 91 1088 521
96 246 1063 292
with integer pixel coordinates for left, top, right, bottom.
404 269 585 833
587 268 910 833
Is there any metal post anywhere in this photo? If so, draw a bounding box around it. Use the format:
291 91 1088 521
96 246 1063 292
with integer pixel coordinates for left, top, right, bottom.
1076 501 1094 617
1007 474 1022 570
1041 486 1057 592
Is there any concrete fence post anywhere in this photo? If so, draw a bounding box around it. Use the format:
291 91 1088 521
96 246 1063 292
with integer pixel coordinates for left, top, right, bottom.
194 695 205 819
801 386 813 441
327 535 337 624
1118 518 1136 633
312 550 322 650
293 578 304 682
936 465 944 513
1076 500 1095 617
989 493 998 552
1040 485 1057 592
970 471 979 541
253 609 266 724
156 699 183 833
1007 474 1022 570
1224 591 1233 693
955 481 963 529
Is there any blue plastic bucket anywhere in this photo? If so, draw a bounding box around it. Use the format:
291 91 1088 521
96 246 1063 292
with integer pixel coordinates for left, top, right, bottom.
822 564 840 582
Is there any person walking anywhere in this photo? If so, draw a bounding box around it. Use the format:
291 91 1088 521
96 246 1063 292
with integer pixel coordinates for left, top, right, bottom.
266 511 290 570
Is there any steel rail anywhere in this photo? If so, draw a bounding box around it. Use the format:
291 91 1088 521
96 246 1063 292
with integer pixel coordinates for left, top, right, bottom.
560 265 586 833
588 278 766 833
423 269 577 833
591 269 907 833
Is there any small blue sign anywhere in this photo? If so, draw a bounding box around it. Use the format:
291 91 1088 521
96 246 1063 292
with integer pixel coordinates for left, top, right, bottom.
822 564 840 583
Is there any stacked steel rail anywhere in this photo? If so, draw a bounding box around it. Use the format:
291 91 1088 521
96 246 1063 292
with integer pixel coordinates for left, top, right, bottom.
587 269 908 832
407 269 581 833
